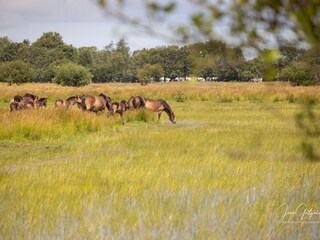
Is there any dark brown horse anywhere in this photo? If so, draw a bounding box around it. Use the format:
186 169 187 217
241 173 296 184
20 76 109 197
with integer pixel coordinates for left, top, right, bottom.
34 97 48 109
10 99 34 112
111 100 129 124
54 95 82 109
10 93 38 104
80 93 114 115
128 96 145 110
144 98 176 124
121 100 129 111
23 93 38 100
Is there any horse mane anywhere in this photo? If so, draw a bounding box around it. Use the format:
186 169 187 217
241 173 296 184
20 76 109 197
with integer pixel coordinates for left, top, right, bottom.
14 95 23 102
23 93 37 100
159 99 174 118
66 96 77 101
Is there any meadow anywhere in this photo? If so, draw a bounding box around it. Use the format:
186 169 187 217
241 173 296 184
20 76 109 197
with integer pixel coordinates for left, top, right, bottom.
0 81 320 239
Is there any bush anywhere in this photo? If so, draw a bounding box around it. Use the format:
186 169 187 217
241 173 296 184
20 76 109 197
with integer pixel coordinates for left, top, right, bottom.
53 62 92 86
278 62 320 86
0 60 35 84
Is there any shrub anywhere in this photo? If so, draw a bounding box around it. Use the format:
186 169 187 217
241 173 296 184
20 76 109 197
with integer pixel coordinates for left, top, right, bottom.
0 60 35 84
278 62 320 86
53 62 92 87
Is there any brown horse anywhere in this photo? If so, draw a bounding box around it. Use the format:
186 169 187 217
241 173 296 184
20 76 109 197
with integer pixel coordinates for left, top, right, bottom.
10 99 34 112
34 97 48 109
128 96 145 110
10 93 38 104
80 93 114 115
121 100 129 111
144 98 176 124
23 93 38 101
54 95 82 109
111 100 129 124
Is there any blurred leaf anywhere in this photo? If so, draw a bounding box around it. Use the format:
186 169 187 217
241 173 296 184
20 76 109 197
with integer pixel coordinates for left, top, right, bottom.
164 2 176 13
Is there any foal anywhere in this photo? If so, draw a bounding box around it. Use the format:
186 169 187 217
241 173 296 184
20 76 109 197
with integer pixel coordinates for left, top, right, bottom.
111 100 129 124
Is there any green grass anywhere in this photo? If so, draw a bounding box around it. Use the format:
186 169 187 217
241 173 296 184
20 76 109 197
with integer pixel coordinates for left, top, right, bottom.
0 82 320 239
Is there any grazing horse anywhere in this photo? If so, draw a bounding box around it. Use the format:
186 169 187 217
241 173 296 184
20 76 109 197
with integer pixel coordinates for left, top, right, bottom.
10 94 38 104
23 93 38 101
111 100 129 125
144 98 176 124
34 97 48 109
10 95 23 103
54 95 82 109
128 96 145 110
80 93 114 115
120 100 129 111
10 99 34 112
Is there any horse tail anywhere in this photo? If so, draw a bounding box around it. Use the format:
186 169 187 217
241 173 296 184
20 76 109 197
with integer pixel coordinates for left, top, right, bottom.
81 97 87 111
138 96 145 108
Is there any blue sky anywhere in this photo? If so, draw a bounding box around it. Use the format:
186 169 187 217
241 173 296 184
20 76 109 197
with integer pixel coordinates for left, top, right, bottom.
0 0 211 50
0 0 267 58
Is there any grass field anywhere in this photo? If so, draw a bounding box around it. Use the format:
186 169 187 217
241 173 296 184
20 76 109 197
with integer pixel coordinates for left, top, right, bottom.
0 82 320 239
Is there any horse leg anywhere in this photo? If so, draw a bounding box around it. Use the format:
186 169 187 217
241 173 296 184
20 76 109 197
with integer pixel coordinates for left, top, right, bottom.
158 111 162 120
120 111 125 125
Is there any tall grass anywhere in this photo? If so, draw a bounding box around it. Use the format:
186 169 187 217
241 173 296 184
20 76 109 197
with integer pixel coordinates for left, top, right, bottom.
1 81 320 104
0 82 319 239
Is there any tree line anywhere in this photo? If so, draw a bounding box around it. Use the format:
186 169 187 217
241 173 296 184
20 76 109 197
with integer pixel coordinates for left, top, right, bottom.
0 32 319 86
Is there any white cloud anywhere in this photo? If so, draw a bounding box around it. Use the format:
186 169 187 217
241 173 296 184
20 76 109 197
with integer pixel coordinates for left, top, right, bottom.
0 0 105 29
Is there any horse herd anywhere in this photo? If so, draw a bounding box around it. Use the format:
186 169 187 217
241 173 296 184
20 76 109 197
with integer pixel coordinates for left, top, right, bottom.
9 93 176 124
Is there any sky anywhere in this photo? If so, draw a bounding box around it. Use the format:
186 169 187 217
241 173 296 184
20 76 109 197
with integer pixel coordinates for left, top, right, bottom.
0 0 217 50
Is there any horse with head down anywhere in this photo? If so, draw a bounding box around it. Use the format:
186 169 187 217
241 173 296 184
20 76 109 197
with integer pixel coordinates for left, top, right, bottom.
10 99 35 112
80 93 114 115
54 95 82 109
144 98 176 124
10 93 38 104
34 97 48 109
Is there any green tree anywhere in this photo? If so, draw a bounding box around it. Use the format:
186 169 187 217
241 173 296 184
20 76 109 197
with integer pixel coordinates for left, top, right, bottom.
0 60 35 84
32 32 65 49
236 61 262 82
278 62 320 86
53 62 92 86
78 47 96 67
137 64 164 85
0 37 26 62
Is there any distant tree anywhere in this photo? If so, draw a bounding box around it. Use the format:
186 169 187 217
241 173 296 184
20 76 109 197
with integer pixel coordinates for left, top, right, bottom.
137 64 164 85
299 46 320 65
32 32 65 49
49 45 78 63
107 39 132 81
53 62 92 86
278 62 320 86
0 37 25 62
198 66 216 80
236 61 262 81
0 60 35 84
78 47 96 67
277 44 305 70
